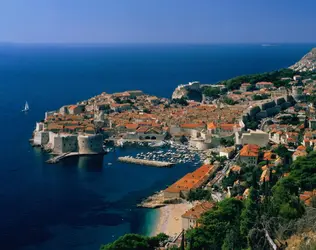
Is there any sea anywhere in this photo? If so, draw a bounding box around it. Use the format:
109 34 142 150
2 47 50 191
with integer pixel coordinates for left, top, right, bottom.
0 43 315 250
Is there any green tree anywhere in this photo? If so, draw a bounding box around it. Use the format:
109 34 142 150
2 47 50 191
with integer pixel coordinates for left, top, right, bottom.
222 226 243 250
252 94 269 101
114 97 122 104
186 198 243 249
187 189 212 202
220 138 234 147
142 108 151 113
279 115 300 125
203 87 221 98
223 97 237 105
100 233 168 250
274 145 292 164
306 146 313 154
270 177 305 220
240 188 259 237
290 152 316 190
171 97 188 106
217 68 294 90
222 172 238 189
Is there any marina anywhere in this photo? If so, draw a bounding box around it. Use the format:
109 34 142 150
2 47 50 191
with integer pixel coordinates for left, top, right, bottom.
114 141 209 165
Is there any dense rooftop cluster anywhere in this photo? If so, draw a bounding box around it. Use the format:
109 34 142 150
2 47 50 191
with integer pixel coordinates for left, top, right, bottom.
99 57 316 249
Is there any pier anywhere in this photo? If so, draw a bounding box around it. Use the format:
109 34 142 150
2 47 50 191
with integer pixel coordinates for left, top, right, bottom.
46 152 107 164
118 156 174 168
46 152 75 163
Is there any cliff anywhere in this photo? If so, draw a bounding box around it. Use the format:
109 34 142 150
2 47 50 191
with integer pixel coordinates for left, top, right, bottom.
171 81 203 102
290 48 316 72
172 85 190 99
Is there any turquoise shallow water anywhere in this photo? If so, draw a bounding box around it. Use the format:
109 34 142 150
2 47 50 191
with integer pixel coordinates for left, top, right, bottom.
140 208 160 236
0 43 315 250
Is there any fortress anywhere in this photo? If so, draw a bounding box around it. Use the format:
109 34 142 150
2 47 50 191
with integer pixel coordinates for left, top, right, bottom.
33 122 104 155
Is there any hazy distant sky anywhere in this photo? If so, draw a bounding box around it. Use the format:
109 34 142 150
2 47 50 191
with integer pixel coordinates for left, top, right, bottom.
0 0 316 44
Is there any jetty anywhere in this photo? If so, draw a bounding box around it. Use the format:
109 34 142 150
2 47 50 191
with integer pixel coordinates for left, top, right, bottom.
46 152 107 164
118 156 174 168
46 152 74 163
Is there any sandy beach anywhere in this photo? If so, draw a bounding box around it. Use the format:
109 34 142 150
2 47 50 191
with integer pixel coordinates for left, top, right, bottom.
151 202 193 237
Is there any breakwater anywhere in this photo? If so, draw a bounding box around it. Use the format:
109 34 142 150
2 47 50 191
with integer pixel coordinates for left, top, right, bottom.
118 157 174 168
46 152 105 164
46 152 78 163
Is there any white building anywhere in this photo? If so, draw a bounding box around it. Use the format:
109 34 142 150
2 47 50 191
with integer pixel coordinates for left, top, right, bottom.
189 138 213 150
45 111 56 120
241 129 269 147
35 122 44 132
293 75 302 81
182 202 214 231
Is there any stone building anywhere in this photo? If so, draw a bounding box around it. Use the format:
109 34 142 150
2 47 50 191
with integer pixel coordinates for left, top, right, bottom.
33 131 49 146
239 144 260 165
53 135 78 154
182 201 215 230
68 104 85 115
241 129 269 147
78 134 103 154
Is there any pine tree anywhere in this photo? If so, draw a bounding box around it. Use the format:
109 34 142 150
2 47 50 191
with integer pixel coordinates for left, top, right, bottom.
240 188 259 237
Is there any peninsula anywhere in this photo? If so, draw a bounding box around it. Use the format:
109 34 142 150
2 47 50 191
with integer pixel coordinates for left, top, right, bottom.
95 48 316 250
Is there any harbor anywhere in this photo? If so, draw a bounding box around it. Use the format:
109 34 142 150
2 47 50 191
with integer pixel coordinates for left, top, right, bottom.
118 156 174 168
115 141 209 165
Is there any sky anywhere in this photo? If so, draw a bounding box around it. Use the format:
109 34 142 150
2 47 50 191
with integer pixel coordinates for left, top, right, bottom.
0 0 316 44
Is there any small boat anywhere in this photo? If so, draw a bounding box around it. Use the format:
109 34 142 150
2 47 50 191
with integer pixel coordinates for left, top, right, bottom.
22 101 29 112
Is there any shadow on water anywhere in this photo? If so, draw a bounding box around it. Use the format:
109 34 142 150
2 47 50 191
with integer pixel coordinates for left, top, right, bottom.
59 154 105 172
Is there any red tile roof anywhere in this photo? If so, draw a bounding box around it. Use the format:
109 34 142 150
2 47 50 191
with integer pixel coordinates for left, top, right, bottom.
125 123 139 130
165 165 214 193
240 144 260 157
256 81 273 86
297 145 306 151
207 122 217 130
300 190 316 206
180 123 205 129
182 201 215 219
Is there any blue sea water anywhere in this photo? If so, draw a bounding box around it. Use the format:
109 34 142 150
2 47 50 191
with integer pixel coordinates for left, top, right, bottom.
0 43 315 250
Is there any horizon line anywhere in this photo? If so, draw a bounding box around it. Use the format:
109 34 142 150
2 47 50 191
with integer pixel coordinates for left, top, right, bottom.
0 41 316 46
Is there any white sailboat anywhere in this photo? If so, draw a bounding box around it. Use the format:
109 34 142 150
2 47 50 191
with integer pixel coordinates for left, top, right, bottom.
22 101 29 112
